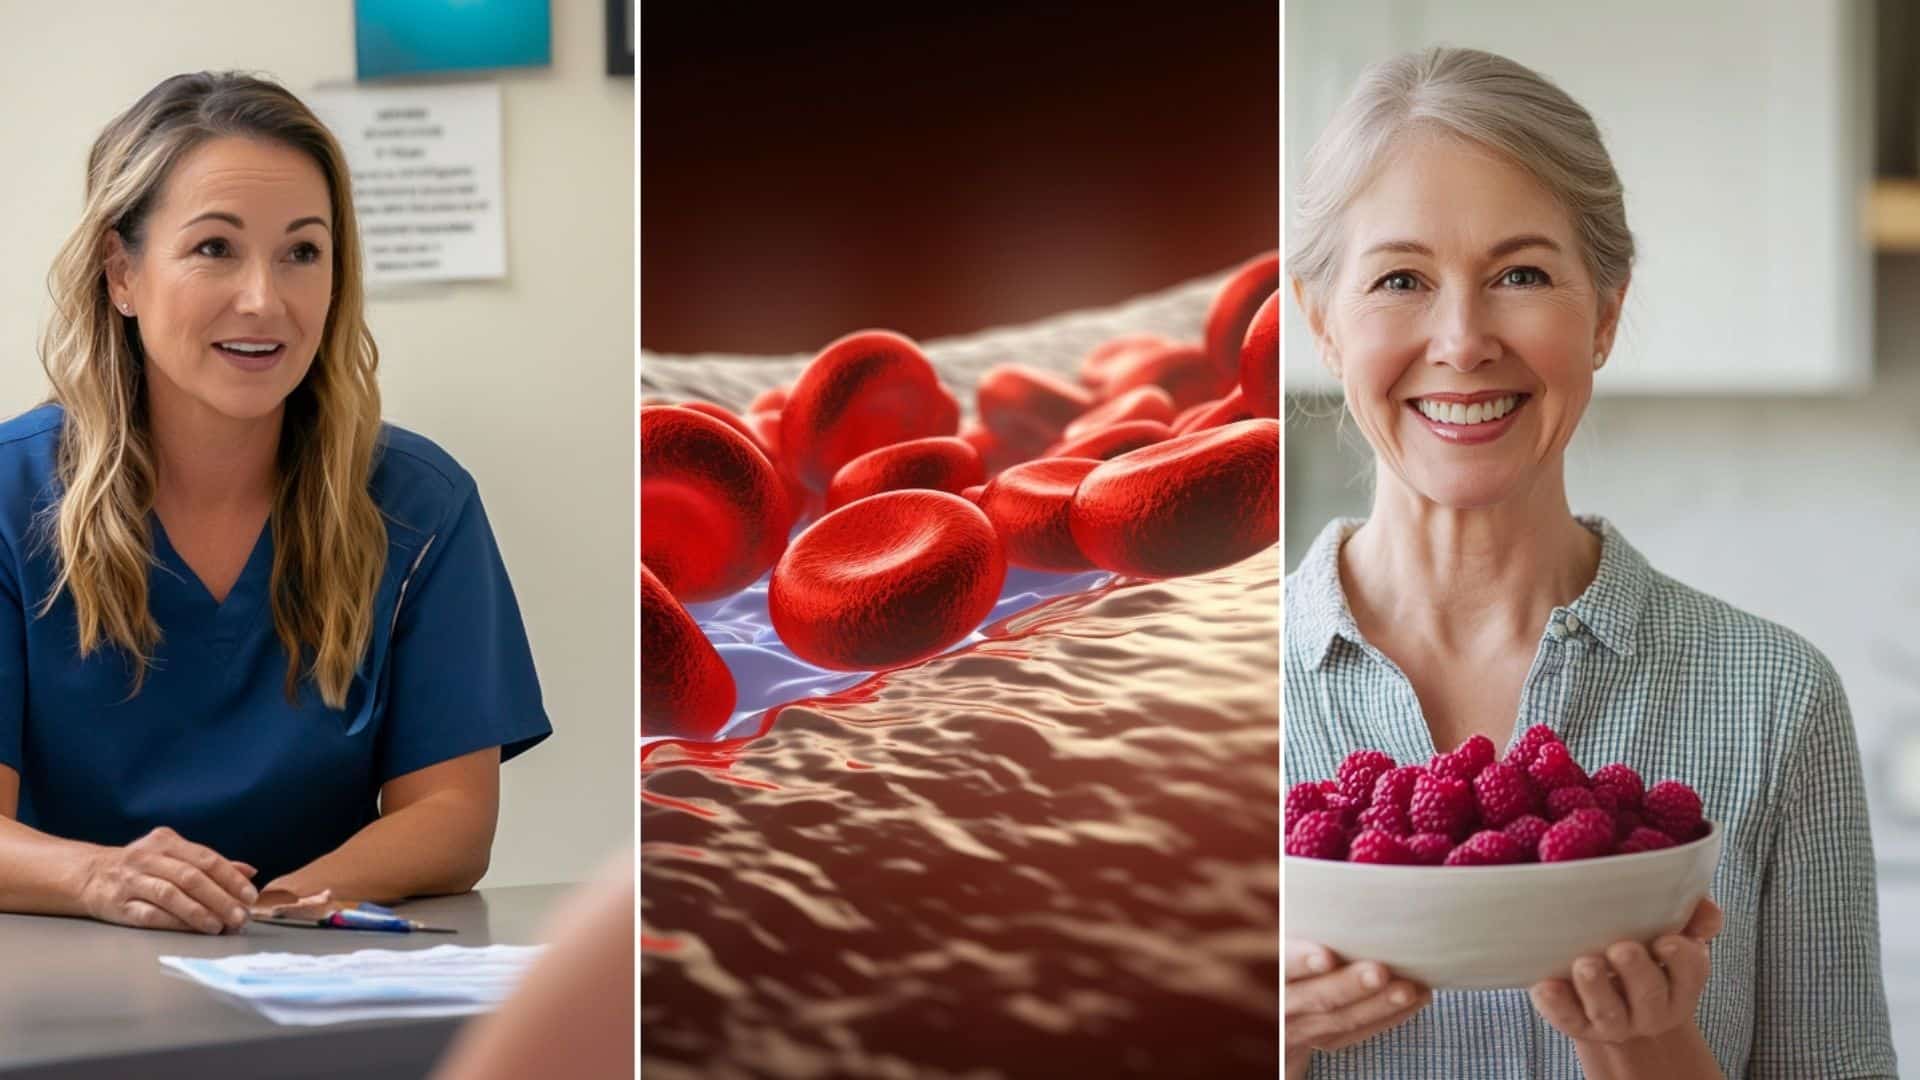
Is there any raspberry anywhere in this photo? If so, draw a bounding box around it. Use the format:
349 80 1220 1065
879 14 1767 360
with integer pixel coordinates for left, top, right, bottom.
1349 829 1415 864
1406 833 1453 865
1503 724 1560 770
1503 814 1551 853
1284 811 1349 860
1444 829 1526 866
1457 733 1497 773
1337 750 1396 803
1590 763 1645 809
1409 773 1475 839
1324 793 1366 828
1545 786 1598 820
1472 763 1538 827
1293 749 1701 867
1370 766 1425 811
1528 742 1589 792
1432 734 1497 782
1285 782 1329 836
1613 808 1645 840
1643 781 1704 838
1618 827 1678 854
1539 807 1615 862
1356 801 1412 837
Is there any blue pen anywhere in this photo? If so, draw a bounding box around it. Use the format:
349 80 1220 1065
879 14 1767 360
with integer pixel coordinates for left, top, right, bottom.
327 909 412 933
324 908 457 933
254 901 455 933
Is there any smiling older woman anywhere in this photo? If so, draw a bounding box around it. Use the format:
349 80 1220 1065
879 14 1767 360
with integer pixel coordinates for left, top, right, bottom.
0 73 549 933
1282 48 1895 1079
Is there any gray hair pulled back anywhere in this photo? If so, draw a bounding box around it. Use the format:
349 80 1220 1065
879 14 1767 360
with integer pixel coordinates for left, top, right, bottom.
1289 46 1634 303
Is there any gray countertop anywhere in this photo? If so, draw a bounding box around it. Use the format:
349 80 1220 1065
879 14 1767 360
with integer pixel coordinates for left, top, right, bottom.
0 883 572 1080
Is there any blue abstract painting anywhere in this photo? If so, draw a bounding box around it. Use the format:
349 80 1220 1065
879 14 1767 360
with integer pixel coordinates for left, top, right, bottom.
356 0 551 80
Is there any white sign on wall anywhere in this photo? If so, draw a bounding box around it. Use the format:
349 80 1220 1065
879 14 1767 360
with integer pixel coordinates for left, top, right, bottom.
303 83 507 288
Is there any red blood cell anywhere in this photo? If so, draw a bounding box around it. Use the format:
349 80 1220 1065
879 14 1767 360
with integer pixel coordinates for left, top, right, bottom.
960 484 985 504
978 457 1101 572
958 418 995 458
1174 386 1255 435
641 405 790 601
780 330 960 493
1170 398 1211 433
769 490 1006 670
641 563 735 738
1047 419 1173 461
744 409 783 458
1101 341 1231 411
825 435 986 511
1240 291 1280 418
976 363 1095 458
1205 251 1281 383
676 400 764 450
959 417 1022 478
748 410 813 529
1069 418 1280 579
1079 333 1173 392
748 385 788 414
1060 384 1177 441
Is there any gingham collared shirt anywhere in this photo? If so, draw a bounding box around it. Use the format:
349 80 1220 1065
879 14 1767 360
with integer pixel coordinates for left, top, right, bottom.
1285 517 1896 1079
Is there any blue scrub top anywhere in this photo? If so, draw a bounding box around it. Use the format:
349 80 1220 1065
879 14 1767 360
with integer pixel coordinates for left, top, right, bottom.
0 404 551 884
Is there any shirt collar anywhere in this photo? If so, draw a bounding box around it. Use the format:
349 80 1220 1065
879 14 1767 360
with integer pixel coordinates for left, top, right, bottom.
1291 515 1651 668
1562 515 1649 658
1292 517 1362 670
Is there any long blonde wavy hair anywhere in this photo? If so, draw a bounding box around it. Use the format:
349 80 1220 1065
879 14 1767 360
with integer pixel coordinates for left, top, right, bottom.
38 72 386 708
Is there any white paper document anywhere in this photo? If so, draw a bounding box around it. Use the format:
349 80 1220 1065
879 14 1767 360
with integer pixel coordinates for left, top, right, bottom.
302 83 508 288
160 944 546 1026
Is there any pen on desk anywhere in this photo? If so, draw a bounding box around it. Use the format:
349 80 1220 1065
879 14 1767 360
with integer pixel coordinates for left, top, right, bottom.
329 909 456 933
327 909 414 933
252 908 456 933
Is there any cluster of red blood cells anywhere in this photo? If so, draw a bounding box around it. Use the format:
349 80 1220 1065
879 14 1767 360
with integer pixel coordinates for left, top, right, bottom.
642 253 1281 738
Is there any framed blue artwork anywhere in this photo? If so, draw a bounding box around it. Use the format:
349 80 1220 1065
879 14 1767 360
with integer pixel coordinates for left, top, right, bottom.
356 0 552 80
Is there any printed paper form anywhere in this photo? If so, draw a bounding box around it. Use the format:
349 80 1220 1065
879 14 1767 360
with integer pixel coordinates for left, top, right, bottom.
160 944 545 1026
302 83 508 288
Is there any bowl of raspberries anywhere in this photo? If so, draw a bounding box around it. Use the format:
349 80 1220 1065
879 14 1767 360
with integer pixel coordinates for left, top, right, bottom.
1284 724 1722 989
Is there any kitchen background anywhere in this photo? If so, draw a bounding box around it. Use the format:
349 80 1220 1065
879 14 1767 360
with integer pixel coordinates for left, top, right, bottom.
1286 0 1920 1066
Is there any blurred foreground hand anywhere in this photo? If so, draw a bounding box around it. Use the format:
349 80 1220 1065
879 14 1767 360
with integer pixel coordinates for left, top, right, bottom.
431 850 634 1080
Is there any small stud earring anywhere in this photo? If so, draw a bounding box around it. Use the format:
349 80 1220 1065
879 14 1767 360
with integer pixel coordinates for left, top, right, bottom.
1592 351 1606 370
119 304 132 316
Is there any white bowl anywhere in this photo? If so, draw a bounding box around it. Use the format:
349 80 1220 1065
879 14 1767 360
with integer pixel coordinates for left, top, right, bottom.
1284 823 1723 990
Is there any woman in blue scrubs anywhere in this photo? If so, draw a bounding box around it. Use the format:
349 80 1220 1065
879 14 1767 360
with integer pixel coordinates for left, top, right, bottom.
0 73 550 933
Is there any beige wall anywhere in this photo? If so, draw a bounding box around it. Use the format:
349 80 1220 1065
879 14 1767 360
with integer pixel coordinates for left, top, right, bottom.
0 1 634 887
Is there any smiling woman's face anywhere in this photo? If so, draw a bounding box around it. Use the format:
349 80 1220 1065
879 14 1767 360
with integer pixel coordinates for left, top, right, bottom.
108 136 334 426
1310 132 1624 510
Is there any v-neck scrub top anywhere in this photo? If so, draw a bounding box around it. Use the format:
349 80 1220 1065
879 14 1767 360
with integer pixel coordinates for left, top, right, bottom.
1285 517 1896 1079
0 404 552 884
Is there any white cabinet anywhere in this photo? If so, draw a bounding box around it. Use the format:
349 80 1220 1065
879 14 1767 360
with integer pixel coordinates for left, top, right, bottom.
1283 1 1870 395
